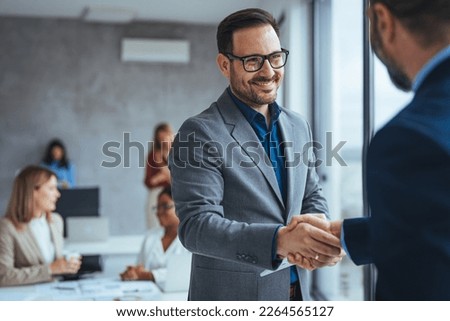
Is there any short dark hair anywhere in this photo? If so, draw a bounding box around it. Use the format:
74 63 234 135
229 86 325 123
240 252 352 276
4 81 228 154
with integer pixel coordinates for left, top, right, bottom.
370 0 450 46
217 8 280 54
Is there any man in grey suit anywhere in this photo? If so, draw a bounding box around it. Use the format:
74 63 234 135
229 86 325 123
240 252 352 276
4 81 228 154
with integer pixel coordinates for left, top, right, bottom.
169 8 342 301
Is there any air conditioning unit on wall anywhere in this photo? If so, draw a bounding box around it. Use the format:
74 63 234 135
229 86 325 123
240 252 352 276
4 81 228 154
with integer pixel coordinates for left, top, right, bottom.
121 38 190 64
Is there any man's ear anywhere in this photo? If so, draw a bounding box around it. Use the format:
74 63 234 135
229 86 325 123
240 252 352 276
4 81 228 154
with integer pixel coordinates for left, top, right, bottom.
216 53 231 79
372 3 396 44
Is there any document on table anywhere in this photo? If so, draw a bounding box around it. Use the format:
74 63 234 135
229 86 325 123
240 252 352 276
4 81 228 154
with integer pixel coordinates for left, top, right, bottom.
15 277 161 301
0 277 163 301
77 277 162 301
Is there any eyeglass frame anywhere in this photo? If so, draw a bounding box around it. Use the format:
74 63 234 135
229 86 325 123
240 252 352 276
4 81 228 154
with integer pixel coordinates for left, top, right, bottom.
223 48 289 72
152 203 175 212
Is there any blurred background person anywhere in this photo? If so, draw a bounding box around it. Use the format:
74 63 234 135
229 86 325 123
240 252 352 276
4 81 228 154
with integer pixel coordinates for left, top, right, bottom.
144 123 173 229
120 187 188 289
41 139 76 188
0 165 81 287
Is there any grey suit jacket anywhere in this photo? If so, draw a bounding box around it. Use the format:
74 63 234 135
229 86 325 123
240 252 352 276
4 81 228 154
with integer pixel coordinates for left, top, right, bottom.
0 213 64 287
169 89 328 300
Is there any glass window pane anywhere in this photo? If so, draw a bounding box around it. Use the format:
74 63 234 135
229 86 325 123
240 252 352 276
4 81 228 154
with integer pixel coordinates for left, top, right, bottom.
331 0 364 300
374 59 413 129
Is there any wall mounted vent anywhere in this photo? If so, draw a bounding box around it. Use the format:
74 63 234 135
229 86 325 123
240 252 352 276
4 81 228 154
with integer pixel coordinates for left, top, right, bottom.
82 6 136 23
121 38 190 64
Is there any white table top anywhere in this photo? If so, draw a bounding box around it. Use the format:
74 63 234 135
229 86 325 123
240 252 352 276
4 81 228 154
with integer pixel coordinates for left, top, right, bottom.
0 276 187 301
64 235 144 255
0 235 188 301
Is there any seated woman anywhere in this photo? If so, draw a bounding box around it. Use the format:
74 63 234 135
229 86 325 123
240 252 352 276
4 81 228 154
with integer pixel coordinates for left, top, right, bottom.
0 165 81 287
120 186 188 289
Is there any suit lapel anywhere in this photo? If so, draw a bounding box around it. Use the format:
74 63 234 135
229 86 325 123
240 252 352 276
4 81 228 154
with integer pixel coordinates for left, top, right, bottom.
278 113 295 219
23 226 46 264
216 91 285 208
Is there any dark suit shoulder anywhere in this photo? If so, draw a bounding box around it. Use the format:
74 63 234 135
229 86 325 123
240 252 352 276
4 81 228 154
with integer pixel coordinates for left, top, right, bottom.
380 60 450 153
382 102 450 153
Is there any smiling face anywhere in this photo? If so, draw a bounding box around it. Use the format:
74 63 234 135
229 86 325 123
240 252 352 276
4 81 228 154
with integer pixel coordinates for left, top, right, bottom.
219 24 284 110
33 175 60 217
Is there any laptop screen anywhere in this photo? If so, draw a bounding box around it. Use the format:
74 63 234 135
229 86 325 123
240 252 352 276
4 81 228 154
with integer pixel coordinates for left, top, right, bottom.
55 187 100 236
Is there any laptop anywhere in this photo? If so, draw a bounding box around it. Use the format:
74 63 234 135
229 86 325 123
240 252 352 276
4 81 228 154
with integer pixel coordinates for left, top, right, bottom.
56 187 100 237
66 217 109 242
162 252 192 293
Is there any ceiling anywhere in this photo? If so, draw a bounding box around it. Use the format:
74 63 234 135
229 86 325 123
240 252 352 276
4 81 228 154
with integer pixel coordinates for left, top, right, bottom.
0 0 278 25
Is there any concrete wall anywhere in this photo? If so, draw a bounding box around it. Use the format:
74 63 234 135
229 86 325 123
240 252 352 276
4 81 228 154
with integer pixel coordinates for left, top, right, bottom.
0 17 227 235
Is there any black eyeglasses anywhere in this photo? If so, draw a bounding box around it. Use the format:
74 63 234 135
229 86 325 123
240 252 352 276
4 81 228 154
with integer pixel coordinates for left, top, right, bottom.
152 203 175 211
224 48 289 72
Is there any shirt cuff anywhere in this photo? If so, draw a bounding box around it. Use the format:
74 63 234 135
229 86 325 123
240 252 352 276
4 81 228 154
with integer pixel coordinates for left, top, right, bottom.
271 225 284 268
341 224 353 261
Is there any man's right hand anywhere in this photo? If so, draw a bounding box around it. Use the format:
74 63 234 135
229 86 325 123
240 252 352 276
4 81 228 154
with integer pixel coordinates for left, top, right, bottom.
277 214 343 270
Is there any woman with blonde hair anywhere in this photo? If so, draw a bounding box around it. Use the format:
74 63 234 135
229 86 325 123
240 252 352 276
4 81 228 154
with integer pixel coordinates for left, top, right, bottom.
0 165 81 287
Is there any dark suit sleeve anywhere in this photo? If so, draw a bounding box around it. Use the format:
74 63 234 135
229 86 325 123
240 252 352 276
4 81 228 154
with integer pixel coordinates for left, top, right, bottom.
343 217 372 265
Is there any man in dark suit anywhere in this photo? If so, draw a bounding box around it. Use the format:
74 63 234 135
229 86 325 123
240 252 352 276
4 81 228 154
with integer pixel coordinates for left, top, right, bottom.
295 0 449 300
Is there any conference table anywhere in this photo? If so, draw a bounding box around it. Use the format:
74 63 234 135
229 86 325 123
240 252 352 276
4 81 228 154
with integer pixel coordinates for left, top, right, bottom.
0 276 187 301
0 235 188 301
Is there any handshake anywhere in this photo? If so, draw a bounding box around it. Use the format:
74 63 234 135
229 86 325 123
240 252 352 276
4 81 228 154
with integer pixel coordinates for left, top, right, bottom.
277 214 344 271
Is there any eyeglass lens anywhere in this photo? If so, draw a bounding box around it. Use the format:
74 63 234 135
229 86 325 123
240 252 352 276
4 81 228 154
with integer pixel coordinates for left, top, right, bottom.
244 51 287 71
